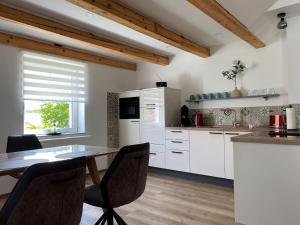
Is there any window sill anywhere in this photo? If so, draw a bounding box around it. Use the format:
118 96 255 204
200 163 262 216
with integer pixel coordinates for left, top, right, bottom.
38 133 90 142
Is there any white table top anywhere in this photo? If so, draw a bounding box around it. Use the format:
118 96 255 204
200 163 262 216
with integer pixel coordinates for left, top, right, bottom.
0 145 119 176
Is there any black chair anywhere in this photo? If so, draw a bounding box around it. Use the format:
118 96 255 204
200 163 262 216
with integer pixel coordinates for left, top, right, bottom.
0 157 87 225
6 134 43 179
6 134 42 153
84 143 150 225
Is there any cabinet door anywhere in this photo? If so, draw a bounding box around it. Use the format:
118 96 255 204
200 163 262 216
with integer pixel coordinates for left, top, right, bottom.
141 106 165 127
149 152 165 168
224 132 250 180
190 131 225 178
119 120 140 147
166 150 190 172
140 107 165 144
141 88 164 107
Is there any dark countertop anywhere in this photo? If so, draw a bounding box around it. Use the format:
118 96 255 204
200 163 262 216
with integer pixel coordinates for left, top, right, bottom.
231 131 300 145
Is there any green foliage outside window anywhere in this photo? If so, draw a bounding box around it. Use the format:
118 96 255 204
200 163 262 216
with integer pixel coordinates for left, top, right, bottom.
25 102 70 130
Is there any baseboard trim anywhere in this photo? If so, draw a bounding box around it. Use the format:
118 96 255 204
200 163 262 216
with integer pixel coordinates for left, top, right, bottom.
149 167 234 188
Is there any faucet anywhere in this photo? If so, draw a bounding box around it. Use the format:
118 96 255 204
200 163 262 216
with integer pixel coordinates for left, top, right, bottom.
232 109 241 128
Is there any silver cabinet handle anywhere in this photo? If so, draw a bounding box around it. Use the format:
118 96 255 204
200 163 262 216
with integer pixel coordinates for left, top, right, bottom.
146 108 156 110
209 132 223 135
225 133 240 135
146 103 156 106
149 153 157 155
171 151 183 154
171 141 183 144
170 131 182 133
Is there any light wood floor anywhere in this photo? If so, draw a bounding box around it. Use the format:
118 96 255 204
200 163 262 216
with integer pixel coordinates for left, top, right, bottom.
0 172 240 225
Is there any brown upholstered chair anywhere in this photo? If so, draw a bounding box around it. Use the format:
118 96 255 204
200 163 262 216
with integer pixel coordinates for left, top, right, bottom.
0 157 86 225
6 135 43 179
84 143 150 225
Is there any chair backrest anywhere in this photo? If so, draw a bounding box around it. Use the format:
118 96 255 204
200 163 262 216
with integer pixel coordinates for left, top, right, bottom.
0 157 86 225
101 143 150 208
6 135 42 153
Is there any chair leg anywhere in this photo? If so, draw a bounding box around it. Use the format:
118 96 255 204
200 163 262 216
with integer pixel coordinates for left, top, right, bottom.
113 210 127 225
107 210 114 225
95 211 107 225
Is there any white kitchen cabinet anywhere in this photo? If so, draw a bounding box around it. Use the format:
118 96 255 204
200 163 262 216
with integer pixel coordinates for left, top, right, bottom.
149 152 165 168
141 88 164 107
119 119 140 147
190 131 225 178
166 140 189 151
166 150 190 172
224 132 249 179
166 129 189 140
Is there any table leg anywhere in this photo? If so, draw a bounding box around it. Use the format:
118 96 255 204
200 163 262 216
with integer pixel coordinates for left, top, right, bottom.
86 157 101 184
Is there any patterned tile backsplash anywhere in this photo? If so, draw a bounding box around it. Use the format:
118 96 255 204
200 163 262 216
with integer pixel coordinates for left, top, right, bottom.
107 92 119 165
190 104 300 127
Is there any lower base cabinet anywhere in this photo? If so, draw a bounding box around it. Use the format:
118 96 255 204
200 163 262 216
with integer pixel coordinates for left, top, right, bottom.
166 150 190 172
149 152 165 168
190 131 225 178
149 144 165 168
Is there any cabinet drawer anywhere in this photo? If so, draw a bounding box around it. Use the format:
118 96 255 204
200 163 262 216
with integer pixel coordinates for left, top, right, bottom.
166 130 189 140
166 150 190 172
166 140 189 151
149 152 165 168
150 144 165 153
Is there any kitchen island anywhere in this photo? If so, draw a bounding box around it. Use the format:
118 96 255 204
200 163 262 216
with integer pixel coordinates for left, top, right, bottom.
232 132 300 225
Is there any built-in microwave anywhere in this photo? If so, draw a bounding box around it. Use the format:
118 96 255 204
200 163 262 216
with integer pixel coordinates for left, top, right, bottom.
119 97 140 119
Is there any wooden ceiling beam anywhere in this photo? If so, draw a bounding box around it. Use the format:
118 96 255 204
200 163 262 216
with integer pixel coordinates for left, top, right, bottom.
0 32 137 71
67 0 210 58
0 3 168 65
186 0 265 48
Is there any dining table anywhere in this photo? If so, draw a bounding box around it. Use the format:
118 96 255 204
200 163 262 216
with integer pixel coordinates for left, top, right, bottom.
0 145 119 184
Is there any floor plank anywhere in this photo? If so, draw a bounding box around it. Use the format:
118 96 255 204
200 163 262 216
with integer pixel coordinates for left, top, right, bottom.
0 172 240 225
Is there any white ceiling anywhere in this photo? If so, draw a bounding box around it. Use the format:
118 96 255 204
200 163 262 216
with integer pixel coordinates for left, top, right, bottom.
1 0 298 64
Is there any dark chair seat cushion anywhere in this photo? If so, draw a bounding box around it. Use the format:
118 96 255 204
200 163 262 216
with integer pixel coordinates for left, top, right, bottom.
84 184 107 208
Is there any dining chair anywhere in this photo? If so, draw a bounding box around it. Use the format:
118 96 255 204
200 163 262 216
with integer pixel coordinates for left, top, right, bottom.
84 143 150 225
6 134 43 179
6 134 42 153
0 157 86 225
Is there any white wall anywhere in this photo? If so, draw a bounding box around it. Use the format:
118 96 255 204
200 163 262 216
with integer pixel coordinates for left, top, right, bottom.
0 44 137 194
285 15 300 104
136 37 288 108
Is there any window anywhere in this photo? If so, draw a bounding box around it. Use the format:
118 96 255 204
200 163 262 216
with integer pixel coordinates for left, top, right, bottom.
22 52 87 135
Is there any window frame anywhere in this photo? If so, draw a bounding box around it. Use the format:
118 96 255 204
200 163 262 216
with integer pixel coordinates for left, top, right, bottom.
23 100 83 135
21 51 87 136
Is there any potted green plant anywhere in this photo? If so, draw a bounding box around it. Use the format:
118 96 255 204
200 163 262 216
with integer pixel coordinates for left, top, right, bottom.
222 60 247 97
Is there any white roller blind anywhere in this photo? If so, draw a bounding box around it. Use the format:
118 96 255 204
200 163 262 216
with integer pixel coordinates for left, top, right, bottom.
22 52 87 102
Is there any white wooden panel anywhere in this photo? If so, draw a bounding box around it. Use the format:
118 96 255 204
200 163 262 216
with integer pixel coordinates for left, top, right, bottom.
141 88 164 107
119 119 140 147
166 150 190 172
190 131 225 178
224 132 250 180
149 151 165 168
166 129 189 140
150 144 165 153
140 126 165 145
119 90 140 98
166 140 189 151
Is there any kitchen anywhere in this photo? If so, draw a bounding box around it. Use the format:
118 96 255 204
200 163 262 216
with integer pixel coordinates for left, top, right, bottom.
0 0 300 225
